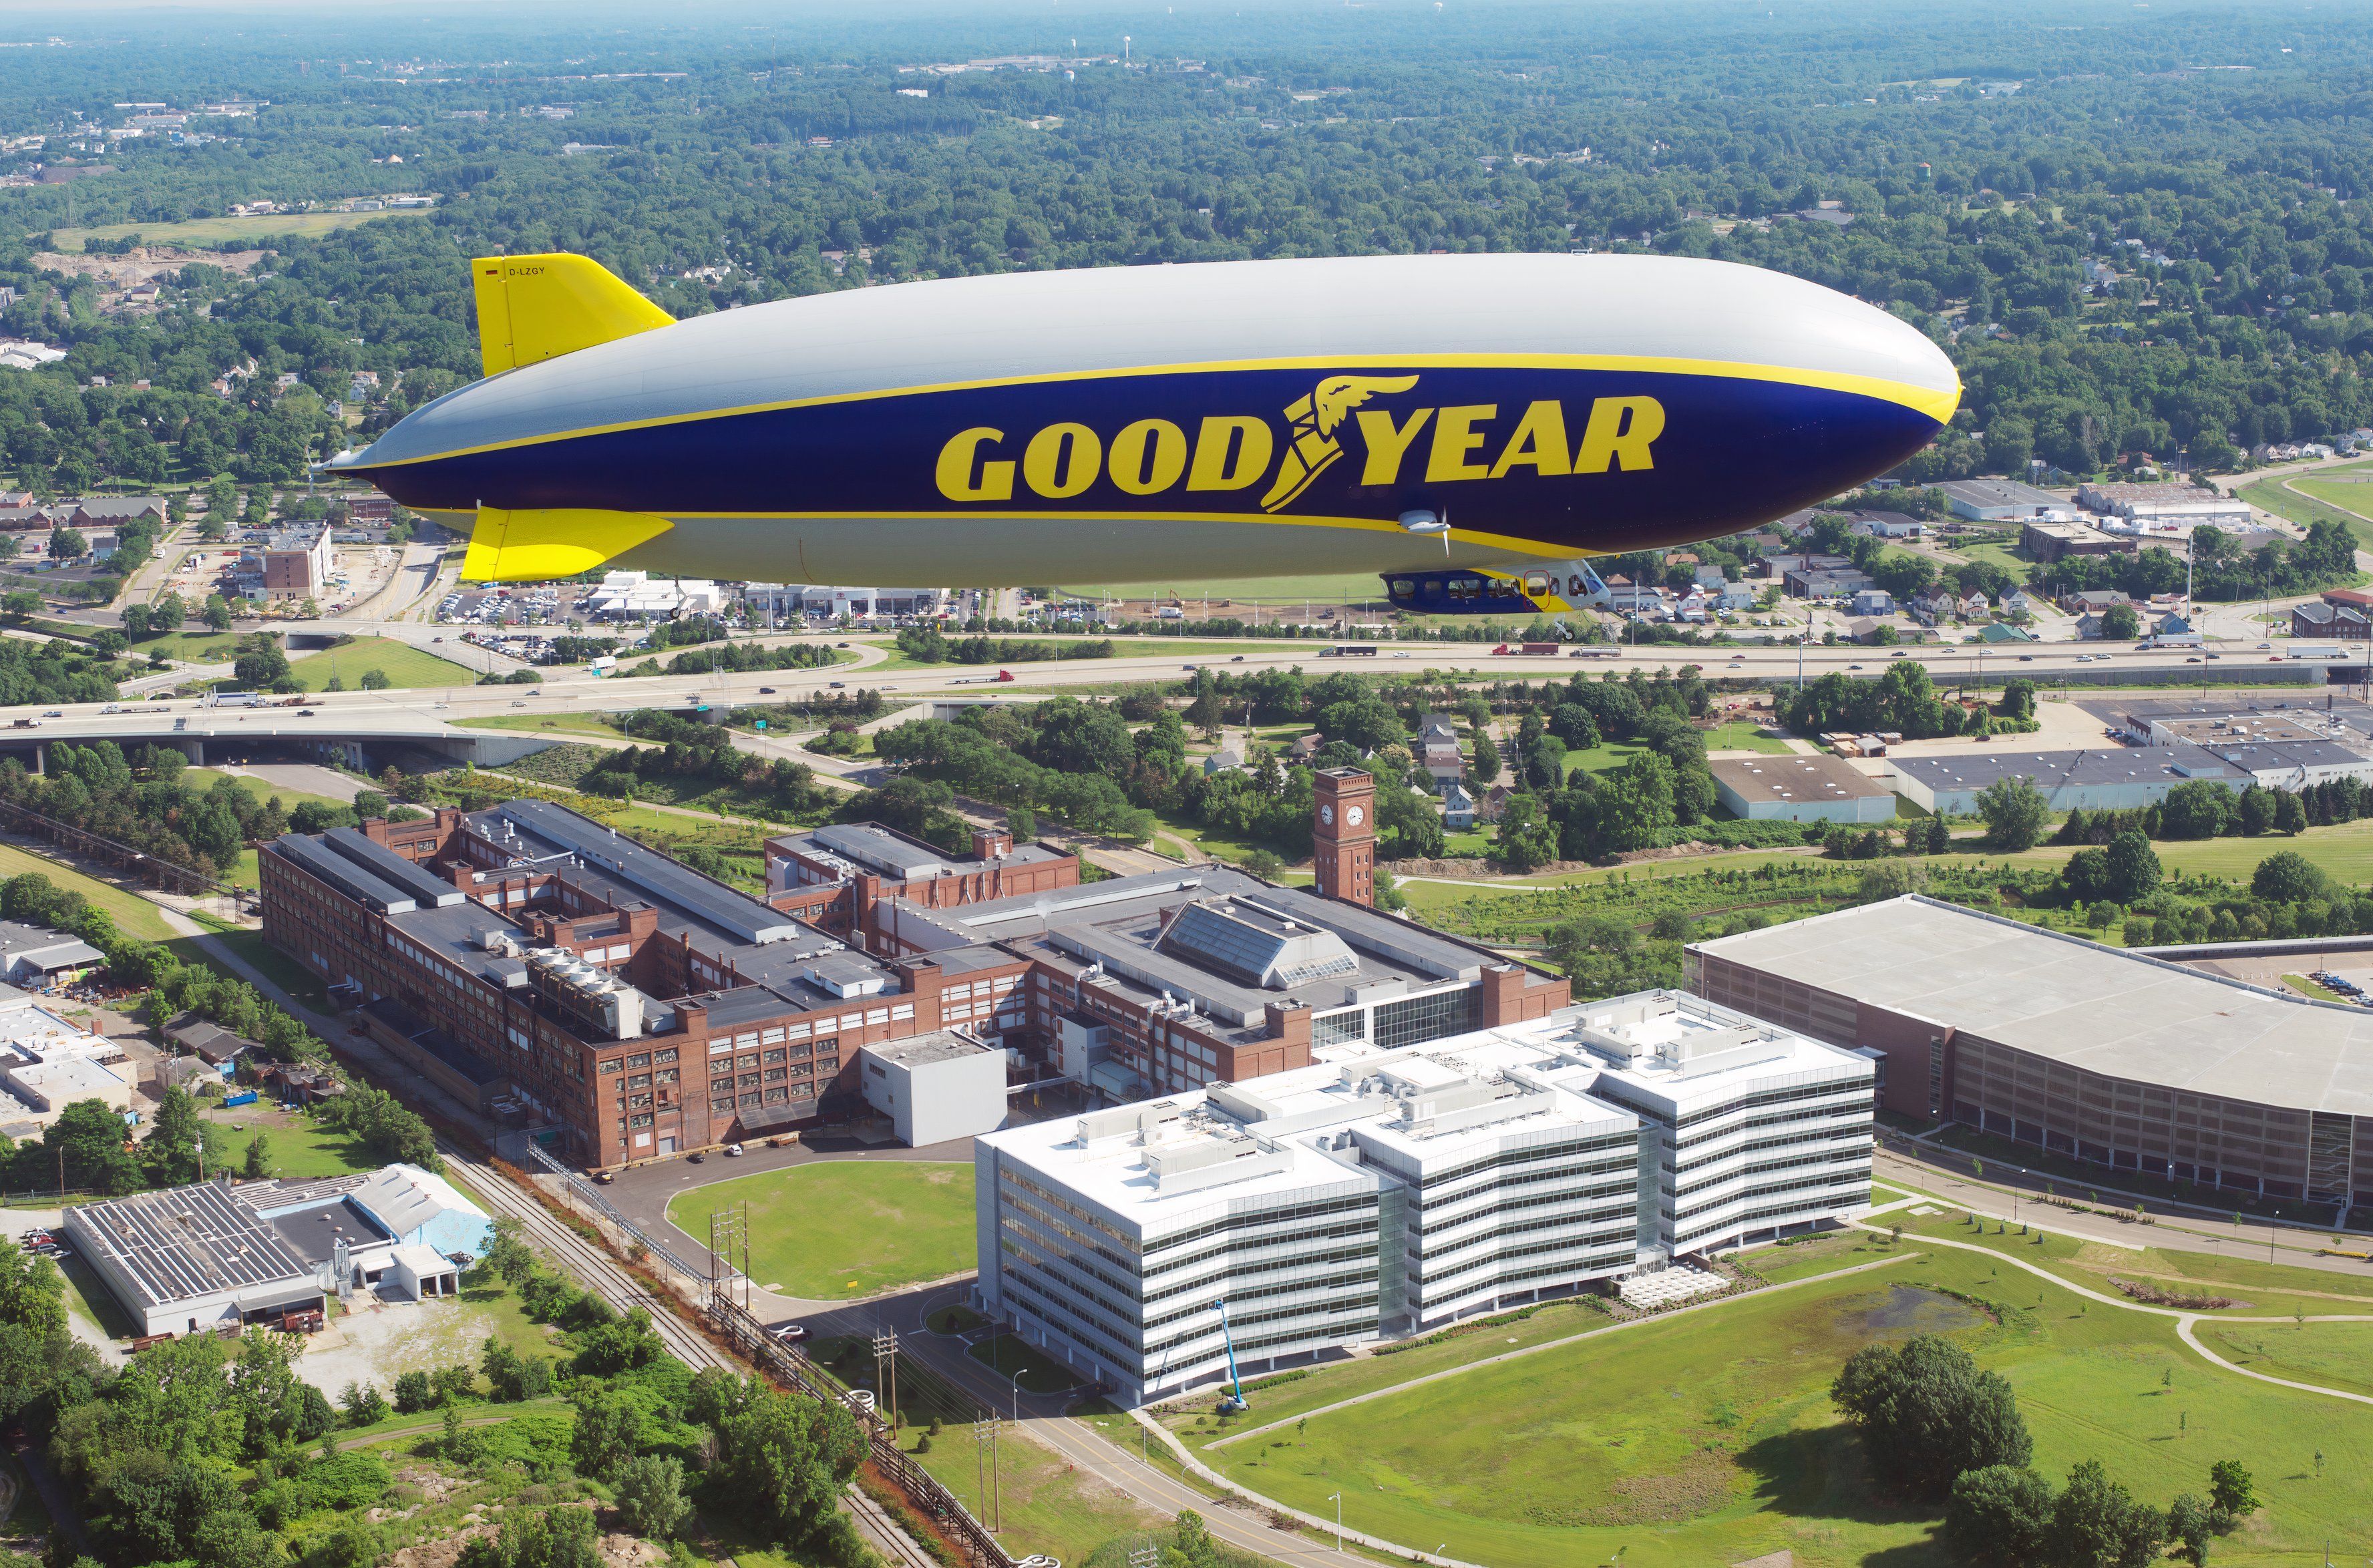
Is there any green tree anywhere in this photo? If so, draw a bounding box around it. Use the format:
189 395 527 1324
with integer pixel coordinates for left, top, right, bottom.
481 1216 536 1289
1830 1334 2032 1497
1469 731 1501 786
2207 1458 2257 1518
2049 1458 2165 1568
361 668 391 690
1596 750 1677 852
1493 793 1559 871
0 1237 66 1337
392 1370 433 1414
1006 805 1036 841
2103 829 2161 903
2100 602 2141 640
201 594 234 632
2164 1493 2213 1567
714 1383 867 1551
1946 1465 2054 1566
613 1454 691 1540
2275 790 2309 835
568 1388 644 1481
1975 775 2050 852
2253 849 2330 904
141 1085 204 1187
2237 786 2275 837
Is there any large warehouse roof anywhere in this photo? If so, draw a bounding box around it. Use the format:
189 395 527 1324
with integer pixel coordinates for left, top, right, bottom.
1693 896 2373 1117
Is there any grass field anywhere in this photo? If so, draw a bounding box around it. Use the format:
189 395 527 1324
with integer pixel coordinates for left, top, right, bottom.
198 1105 381 1181
452 712 627 739
0 839 181 940
2237 475 2373 550
185 767 350 815
900 1415 1161 1564
285 636 475 692
45 208 429 252
136 630 246 664
1564 718 1793 778
663 1161 974 1300
171 926 329 1010
1177 1240 2373 1567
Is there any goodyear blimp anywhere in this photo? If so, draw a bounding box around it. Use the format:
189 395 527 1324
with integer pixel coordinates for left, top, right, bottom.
327 250 1958 615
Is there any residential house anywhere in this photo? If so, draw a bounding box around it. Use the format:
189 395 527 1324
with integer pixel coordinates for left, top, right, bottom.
1416 713 1465 787
1692 565 1728 592
1958 592 1991 619
1288 733 1322 764
2001 590 2042 620
1202 746 1246 777
2059 589 2132 617
1849 588 1895 617
1441 782 1477 830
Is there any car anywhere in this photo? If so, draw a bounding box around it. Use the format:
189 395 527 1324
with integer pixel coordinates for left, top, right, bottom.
1847 662 1863 669
1890 650 1905 657
511 699 528 707
297 709 316 717
2018 654 2034 661
771 1323 807 1343
2186 656 2202 663
2258 642 2273 650
1231 654 1246 662
431 636 443 642
40 711 59 719
2205 652 2221 660
593 1170 614 1184
836 641 850 648
1182 663 1199 672
725 1143 745 1157
2271 656 2285 662
687 1151 707 1163
1392 651 1410 658
828 680 846 689
759 686 775 695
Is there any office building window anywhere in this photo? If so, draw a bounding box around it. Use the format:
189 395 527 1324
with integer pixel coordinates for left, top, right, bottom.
1373 987 1479 1051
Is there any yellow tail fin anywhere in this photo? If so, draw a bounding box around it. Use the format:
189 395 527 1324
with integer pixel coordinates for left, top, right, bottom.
472 253 674 379
462 506 674 583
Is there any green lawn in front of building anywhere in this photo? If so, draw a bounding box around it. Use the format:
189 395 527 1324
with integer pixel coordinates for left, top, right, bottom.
663 1161 975 1300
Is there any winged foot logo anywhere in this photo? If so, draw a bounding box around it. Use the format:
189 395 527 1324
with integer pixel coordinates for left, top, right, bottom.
931 373 1664 510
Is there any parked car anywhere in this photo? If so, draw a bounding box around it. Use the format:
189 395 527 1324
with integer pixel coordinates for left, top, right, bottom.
771 1323 806 1343
724 1143 745 1157
687 1151 706 1164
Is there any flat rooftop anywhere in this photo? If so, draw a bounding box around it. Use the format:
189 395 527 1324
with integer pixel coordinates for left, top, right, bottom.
864 1029 993 1068
779 821 1067 881
1694 895 2373 1117
1891 746 2241 793
71 1179 319 1308
1710 753 1891 805
982 991 1857 1231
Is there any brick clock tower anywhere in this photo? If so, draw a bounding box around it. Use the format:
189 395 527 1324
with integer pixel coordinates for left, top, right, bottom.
1312 768 1377 907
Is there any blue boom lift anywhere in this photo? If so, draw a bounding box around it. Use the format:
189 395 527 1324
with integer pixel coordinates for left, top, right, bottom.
1216 1298 1250 1414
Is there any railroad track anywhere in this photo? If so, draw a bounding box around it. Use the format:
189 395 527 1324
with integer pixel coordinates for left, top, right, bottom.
436 1147 940 1568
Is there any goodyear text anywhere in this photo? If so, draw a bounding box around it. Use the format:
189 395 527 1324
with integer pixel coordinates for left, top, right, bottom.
934 391 1664 506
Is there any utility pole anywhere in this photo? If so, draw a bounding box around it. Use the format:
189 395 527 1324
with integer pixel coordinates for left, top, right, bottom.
872 1329 899 1429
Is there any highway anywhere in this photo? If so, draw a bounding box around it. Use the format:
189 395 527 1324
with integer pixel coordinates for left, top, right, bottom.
7 628 2356 738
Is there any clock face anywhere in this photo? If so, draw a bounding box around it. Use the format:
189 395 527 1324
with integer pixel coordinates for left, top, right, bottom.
1346 805 1366 827
1319 804 1335 826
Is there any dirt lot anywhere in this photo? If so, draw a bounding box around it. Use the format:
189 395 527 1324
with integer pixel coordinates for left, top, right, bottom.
29 246 267 312
295 1293 558 1396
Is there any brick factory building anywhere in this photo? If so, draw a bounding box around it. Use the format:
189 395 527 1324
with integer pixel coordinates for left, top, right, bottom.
1690 896 2373 1211
261 789 1566 1168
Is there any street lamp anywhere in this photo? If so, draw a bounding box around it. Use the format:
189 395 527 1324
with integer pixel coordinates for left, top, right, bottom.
1329 1492 1344 1552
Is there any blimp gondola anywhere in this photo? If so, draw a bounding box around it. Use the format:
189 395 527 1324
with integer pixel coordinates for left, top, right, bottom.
325 250 1958 615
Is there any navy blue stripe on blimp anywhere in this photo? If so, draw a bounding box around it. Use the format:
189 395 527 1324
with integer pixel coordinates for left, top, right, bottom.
372 365 1944 552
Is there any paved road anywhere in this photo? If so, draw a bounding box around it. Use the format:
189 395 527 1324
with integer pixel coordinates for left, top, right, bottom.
1878 1141 2373 1281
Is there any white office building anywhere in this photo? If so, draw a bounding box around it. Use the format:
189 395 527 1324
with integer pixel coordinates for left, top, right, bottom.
973 992 1871 1403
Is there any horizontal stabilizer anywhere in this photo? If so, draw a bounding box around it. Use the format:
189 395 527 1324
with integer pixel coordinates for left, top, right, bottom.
460 506 673 583
472 252 675 379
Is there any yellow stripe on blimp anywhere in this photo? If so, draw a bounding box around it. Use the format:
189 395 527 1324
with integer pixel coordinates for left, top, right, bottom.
375 351 1960 471
462 507 674 582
